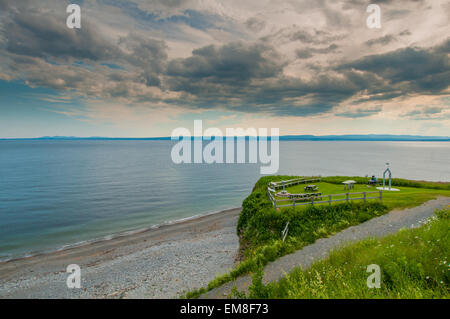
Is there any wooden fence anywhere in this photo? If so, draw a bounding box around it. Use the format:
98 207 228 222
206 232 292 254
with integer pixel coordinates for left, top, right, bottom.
268 189 382 209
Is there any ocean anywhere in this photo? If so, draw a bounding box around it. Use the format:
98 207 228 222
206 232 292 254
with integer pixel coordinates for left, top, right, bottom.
0 140 449 260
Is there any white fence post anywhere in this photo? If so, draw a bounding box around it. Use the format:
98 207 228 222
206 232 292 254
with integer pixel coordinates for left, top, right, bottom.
282 222 289 242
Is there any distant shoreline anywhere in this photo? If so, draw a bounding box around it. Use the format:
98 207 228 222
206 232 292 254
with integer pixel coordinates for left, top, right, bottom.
1 134 449 141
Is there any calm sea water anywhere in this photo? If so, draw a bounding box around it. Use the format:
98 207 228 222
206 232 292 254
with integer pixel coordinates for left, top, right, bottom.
0 140 449 260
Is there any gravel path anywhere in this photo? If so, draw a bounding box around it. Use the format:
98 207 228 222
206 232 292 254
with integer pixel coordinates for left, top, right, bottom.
0 208 241 299
202 197 449 298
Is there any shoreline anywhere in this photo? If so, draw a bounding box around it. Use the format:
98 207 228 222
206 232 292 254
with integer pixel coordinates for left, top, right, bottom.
0 207 242 298
0 206 241 264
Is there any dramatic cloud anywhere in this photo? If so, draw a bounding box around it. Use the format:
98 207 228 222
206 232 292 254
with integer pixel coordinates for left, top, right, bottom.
336 105 383 118
0 0 448 133
339 40 450 96
402 105 450 120
365 35 396 47
296 44 339 59
4 12 119 62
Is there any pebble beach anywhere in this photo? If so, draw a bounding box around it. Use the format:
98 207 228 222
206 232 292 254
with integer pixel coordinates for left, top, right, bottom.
0 208 241 299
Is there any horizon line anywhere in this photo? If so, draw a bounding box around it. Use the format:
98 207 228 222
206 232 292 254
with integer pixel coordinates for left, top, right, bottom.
1 134 449 141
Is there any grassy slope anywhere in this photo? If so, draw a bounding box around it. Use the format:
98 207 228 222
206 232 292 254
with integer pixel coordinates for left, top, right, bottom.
245 208 450 299
183 176 449 298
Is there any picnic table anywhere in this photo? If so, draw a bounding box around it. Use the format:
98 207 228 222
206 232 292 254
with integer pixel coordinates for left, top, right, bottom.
343 180 356 190
304 185 318 191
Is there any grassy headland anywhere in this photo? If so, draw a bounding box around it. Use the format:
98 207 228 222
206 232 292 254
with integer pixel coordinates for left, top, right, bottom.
184 176 449 298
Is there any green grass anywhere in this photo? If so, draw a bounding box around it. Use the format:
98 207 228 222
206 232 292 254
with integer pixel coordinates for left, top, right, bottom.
243 207 450 299
183 175 449 299
322 176 450 191
322 176 450 210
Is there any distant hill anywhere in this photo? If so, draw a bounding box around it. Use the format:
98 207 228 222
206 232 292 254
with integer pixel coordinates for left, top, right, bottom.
1 134 449 141
278 134 450 141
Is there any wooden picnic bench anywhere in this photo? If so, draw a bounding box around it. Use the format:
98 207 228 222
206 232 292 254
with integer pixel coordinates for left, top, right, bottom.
343 180 356 190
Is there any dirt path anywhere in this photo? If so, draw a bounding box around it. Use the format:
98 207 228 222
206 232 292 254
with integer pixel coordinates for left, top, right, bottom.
202 197 449 298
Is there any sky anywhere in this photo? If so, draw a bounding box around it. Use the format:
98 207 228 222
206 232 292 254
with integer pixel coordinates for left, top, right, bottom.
0 0 449 138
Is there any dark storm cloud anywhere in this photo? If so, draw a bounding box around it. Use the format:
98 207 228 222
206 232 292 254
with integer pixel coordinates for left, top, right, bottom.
336 105 382 118
289 29 343 45
161 37 449 116
166 42 284 85
434 39 450 54
0 1 171 93
119 35 168 87
338 39 450 94
349 92 404 105
245 17 266 32
385 9 411 20
4 13 120 62
163 45 382 116
365 35 396 47
0 0 30 10
0 0 448 119
402 105 448 120
296 44 339 59
399 29 411 36
423 106 444 114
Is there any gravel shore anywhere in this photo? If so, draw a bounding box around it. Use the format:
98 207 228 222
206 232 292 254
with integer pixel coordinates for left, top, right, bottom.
0 208 241 299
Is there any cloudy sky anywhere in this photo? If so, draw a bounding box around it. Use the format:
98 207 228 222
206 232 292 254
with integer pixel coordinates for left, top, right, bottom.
0 0 449 137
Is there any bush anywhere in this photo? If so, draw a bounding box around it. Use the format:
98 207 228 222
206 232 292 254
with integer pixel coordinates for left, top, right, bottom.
239 199 388 258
